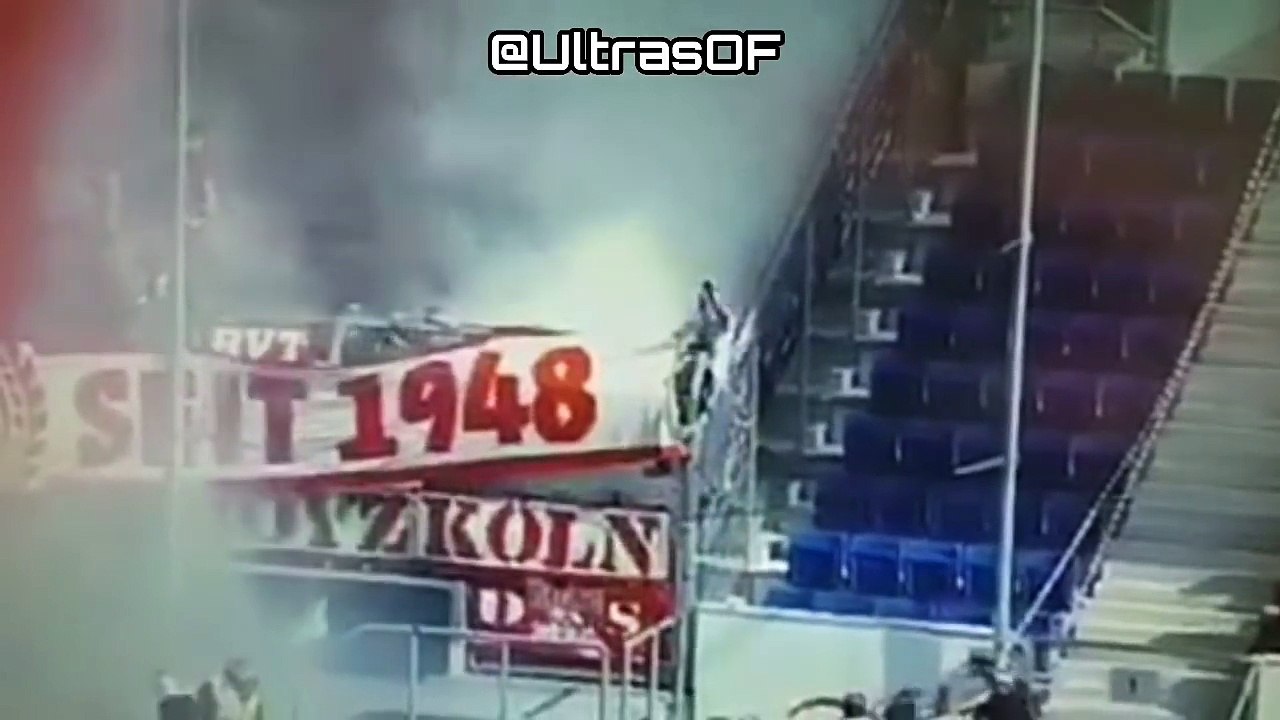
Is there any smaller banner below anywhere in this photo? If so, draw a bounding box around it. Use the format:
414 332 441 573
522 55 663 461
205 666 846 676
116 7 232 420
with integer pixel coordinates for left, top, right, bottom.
222 489 675 675
2 332 681 488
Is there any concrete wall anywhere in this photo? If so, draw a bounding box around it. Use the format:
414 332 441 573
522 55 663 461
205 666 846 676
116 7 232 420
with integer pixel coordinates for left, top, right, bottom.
1166 0 1280 76
693 602 990 719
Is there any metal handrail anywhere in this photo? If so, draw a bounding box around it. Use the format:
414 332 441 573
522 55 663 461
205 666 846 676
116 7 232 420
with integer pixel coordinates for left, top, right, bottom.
302 622 614 720
1229 661 1262 720
1015 99 1280 640
619 614 679 720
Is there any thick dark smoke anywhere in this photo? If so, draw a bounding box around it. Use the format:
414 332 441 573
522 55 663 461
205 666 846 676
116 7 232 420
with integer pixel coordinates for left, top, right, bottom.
2 0 889 716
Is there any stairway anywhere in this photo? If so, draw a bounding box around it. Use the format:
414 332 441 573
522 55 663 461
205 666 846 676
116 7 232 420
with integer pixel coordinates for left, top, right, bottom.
1044 181 1280 719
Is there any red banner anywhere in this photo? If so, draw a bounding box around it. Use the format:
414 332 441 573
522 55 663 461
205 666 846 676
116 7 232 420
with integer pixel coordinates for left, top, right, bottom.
223 489 676 675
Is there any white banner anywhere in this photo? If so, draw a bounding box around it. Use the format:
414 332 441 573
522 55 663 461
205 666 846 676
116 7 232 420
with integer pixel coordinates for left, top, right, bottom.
0 335 681 487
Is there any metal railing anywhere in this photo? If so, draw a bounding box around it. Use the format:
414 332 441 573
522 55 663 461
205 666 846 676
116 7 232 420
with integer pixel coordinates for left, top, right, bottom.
298 622 614 720
991 0 1161 67
1015 98 1280 641
619 614 678 720
1229 661 1262 720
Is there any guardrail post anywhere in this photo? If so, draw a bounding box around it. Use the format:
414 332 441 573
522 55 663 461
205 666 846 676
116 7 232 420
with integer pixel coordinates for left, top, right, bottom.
407 630 420 720
498 642 511 720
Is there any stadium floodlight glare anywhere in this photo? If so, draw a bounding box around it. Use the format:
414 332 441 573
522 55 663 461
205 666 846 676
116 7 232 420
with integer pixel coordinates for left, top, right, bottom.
996 0 1047 668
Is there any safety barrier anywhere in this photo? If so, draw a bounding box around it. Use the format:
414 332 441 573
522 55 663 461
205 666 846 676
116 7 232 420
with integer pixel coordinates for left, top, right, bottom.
1229 661 1261 720
295 622 616 720
1015 97 1280 640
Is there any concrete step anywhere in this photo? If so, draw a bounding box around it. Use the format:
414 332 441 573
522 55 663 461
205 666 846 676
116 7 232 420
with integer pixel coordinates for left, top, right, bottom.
1215 303 1280 331
1075 611 1251 661
1201 319 1280 368
1134 479 1280 520
1094 572 1268 614
1154 421 1280 469
1098 559 1276 608
1082 597 1257 634
1178 365 1280 418
1050 656 1238 719
1110 537 1280 578
1123 506 1280 553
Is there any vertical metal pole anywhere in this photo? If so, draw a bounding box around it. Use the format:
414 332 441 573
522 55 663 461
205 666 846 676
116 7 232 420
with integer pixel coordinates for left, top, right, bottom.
598 650 610 720
620 644 632 720
646 636 659 720
498 642 511 720
995 0 1046 666
407 631 420 720
743 335 760 599
797 219 816 454
850 132 869 335
168 0 192 604
672 460 698 720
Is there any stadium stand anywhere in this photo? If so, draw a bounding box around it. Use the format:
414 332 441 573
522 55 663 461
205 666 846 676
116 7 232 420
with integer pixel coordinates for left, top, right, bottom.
753 25 1280 720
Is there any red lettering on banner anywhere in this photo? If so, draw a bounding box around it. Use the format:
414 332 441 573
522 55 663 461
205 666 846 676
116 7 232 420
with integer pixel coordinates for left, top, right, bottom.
531 347 597 443
336 373 397 462
463 351 528 444
399 360 458 453
74 368 131 467
237 491 669 581
247 374 306 463
336 346 599 462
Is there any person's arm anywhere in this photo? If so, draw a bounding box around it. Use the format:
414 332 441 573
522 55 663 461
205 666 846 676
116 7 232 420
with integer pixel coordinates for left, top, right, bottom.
787 696 842 717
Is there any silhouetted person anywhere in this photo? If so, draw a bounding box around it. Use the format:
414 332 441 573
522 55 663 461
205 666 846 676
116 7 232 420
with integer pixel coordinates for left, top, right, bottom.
788 692 880 718
156 672 198 720
195 658 265 720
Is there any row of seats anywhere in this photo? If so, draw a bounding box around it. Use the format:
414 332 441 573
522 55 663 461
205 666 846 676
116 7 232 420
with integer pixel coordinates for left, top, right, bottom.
765 585 1061 633
898 304 1187 375
813 474 1092 547
923 248 1207 314
949 196 1231 262
982 131 1252 197
842 412 1128 488
871 356 1161 429
1010 65 1280 138
784 531 1078 612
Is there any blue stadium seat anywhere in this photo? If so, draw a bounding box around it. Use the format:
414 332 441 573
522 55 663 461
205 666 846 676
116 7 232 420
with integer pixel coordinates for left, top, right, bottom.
924 247 986 300
1175 200 1231 260
955 424 1002 471
1072 434 1129 488
898 421 957 477
930 600 992 626
1122 317 1187 375
870 355 926 416
961 544 999 605
1017 550 1076 613
924 362 989 421
1099 375 1161 433
928 482 997 543
1061 199 1119 252
1029 312 1069 365
871 478 929 535
1174 75 1228 136
813 475 874 533
899 304 952 356
1149 263 1203 314
874 597 929 620
843 413 899 474
1095 261 1152 313
1031 372 1100 431
1021 429 1073 486
1033 253 1095 310
1116 201 1176 257
765 586 814 610
1041 491 1089 548
848 535 904 597
1062 314 1125 370
1232 78 1280 135
903 539 963 601
810 590 874 616
953 307 1005 360
787 531 845 590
